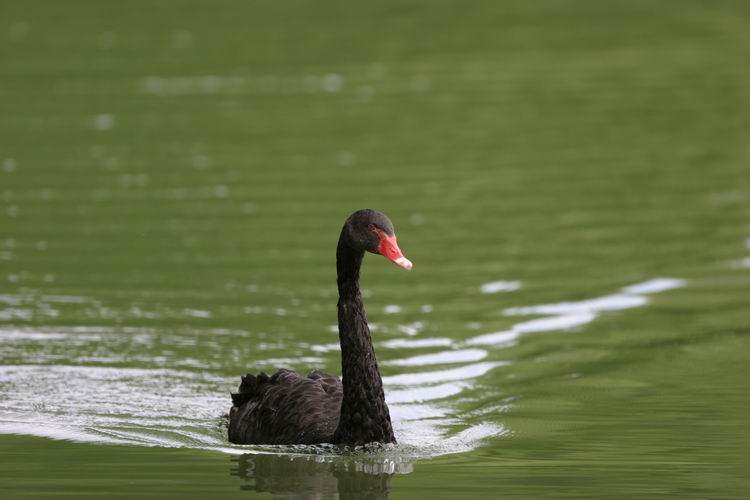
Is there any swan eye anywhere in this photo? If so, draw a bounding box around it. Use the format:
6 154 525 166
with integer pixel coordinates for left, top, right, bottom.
367 224 377 232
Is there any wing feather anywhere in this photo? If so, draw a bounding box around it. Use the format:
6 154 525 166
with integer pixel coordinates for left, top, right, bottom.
228 369 343 445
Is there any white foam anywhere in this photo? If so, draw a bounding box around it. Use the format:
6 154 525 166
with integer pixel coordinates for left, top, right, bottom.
0 421 130 445
93 114 114 131
183 308 212 318
321 73 343 93
730 257 750 269
0 361 507 463
466 313 595 346
0 308 33 321
436 423 510 454
504 294 646 316
621 278 687 295
384 349 487 367
308 342 340 353
254 357 324 366
395 321 425 336
480 280 521 294
466 330 518 346
512 313 597 333
383 304 402 314
389 403 450 422
387 382 469 404
380 337 454 349
0 330 71 341
383 361 508 386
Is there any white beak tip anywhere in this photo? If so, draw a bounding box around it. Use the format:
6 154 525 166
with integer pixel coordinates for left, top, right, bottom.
394 257 413 270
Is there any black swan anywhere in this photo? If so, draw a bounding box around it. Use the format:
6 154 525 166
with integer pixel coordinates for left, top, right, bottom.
228 209 412 446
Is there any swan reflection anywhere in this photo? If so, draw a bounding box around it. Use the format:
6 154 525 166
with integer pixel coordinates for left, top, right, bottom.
230 451 414 498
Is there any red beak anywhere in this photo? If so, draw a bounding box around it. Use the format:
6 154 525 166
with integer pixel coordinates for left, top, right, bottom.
377 233 413 270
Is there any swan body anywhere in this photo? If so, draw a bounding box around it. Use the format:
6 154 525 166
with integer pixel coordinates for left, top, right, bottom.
228 209 412 446
228 369 342 445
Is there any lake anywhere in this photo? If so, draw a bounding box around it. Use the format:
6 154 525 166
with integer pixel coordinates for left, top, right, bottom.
1 1 749 498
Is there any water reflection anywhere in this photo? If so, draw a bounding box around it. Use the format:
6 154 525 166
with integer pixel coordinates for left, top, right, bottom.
467 278 686 347
230 451 413 499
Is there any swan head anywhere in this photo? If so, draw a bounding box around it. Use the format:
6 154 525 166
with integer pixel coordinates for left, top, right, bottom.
344 209 413 270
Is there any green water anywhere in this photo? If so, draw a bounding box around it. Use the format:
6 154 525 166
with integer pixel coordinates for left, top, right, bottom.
2 1 750 498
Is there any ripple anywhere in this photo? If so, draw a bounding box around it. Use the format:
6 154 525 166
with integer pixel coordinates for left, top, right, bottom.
0 361 503 460
468 277 686 347
387 382 470 403
384 348 487 367
8 279 679 460
0 276 688 458
253 356 325 366
183 308 212 318
503 294 647 316
730 257 750 269
382 361 509 386
480 280 522 294
620 278 687 295
380 337 453 349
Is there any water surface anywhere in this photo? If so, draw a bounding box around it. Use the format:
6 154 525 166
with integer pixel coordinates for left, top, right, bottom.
2 1 750 498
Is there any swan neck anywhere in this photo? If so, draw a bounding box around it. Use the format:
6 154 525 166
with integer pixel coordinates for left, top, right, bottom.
334 232 395 445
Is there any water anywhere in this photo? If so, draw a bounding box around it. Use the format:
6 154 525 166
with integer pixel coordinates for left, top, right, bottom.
2 1 750 498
